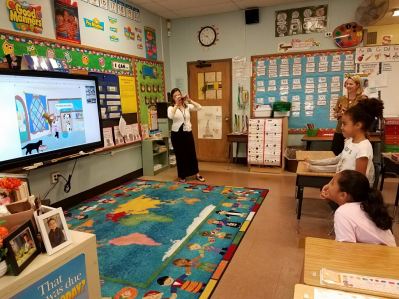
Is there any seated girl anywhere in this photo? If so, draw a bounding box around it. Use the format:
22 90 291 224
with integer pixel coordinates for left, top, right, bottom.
321 170 396 246
306 97 384 186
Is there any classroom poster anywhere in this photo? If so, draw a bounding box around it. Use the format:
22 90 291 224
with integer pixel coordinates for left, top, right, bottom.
275 5 328 37
54 0 81 44
118 75 137 113
11 254 88 299
7 0 43 34
197 106 222 139
144 27 157 60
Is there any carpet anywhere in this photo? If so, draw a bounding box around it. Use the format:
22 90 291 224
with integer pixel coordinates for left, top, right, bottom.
66 179 268 299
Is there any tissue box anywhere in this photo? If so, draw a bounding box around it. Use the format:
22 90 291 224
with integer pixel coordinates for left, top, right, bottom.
0 200 35 233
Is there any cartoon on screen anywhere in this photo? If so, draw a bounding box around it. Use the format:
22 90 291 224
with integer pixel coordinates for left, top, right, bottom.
16 93 86 156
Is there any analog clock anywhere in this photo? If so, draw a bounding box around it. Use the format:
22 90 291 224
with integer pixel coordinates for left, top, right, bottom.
198 26 217 47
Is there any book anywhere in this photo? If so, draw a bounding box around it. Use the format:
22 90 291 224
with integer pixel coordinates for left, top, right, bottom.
124 124 142 143
113 126 125 145
102 127 114 147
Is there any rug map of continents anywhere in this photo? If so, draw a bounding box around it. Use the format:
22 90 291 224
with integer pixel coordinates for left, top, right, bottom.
66 179 269 299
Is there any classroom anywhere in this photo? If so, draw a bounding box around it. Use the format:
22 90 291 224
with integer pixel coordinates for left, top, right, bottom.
1 0 399 298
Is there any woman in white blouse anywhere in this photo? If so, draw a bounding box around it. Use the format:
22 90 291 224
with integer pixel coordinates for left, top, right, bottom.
168 88 205 183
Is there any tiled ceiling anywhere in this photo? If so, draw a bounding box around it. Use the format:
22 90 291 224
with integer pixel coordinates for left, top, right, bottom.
129 0 307 19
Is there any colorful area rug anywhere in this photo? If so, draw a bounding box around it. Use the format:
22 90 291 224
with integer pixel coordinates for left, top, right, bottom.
66 179 268 299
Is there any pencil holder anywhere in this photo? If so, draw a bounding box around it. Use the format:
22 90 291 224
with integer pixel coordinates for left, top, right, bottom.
306 128 319 137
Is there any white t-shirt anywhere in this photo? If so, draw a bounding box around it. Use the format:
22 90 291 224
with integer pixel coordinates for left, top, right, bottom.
334 202 396 247
167 103 202 132
337 138 374 186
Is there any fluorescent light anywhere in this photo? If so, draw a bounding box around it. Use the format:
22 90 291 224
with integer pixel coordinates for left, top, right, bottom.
393 9 399 17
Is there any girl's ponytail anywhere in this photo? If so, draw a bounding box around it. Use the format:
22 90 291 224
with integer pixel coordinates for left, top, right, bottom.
362 188 393 231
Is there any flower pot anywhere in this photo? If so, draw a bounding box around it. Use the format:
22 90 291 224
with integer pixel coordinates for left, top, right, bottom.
0 260 7 277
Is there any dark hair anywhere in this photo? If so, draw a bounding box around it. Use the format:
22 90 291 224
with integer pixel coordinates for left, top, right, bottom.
337 170 392 230
170 88 181 99
344 97 384 131
47 217 56 225
157 276 169 285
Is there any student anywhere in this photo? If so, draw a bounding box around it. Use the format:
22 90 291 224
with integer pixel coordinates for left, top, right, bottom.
306 97 384 186
331 74 367 155
321 170 396 246
168 88 205 183
47 217 65 248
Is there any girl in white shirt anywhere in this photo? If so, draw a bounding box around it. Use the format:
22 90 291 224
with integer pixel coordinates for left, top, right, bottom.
321 170 396 246
307 97 384 186
168 88 205 183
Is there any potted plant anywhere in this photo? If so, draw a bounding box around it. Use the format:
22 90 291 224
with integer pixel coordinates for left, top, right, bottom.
0 225 9 277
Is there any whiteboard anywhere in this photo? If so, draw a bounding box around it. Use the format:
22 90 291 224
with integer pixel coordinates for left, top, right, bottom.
380 62 399 117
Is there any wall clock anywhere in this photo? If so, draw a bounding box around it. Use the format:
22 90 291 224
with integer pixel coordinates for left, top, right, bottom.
198 26 217 47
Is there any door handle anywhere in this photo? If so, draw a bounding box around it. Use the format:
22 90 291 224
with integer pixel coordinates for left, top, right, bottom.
225 117 230 121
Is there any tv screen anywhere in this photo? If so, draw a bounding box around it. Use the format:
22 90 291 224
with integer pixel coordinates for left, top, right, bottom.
0 70 103 171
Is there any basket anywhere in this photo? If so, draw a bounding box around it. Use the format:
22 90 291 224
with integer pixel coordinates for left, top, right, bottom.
306 129 319 137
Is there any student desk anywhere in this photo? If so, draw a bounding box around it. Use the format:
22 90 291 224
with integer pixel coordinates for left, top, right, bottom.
294 284 386 299
301 135 382 151
295 151 336 220
227 132 248 163
304 237 399 298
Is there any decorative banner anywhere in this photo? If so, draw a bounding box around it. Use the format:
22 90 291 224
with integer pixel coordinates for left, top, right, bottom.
87 0 140 21
275 5 328 37
197 106 222 139
356 45 399 63
7 0 43 34
54 0 81 44
144 27 157 60
11 254 88 299
278 38 320 53
84 17 104 31
0 31 133 75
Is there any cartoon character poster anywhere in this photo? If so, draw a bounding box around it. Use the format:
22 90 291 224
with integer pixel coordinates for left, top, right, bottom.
144 27 157 60
54 0 81 44
7 0 43 34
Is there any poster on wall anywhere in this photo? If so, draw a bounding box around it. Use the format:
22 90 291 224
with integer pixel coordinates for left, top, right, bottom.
197 106 222 139
275 5 328 37
144 27 157 60
54 0 81 44
10 254 88 299
7 0 43 34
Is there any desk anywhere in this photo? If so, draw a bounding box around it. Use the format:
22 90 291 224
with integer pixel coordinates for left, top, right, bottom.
295 151 335 220
380 153 399 213
304 237 399 298
227 133 248 163
294 284 385 299
302 135 382 151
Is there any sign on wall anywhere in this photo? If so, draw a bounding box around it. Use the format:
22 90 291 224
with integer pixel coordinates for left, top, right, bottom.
144 27 157 60
7 0 43 34
54 0 81 44
275 5 328 37
11 254 88 299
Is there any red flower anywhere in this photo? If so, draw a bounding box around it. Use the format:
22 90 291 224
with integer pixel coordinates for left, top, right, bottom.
0 177 22 191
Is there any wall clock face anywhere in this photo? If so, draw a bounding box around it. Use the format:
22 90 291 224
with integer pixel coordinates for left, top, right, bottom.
198 26 217 47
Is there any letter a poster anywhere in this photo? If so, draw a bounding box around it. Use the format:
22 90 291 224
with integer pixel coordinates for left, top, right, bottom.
11 254 88 299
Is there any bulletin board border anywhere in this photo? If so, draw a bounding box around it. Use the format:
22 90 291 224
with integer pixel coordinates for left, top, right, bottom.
251 48 355 134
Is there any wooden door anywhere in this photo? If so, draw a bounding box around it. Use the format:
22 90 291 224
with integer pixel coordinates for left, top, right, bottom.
188 59 232 162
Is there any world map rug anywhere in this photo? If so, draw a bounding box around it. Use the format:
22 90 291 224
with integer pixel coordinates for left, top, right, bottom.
66 179 269 299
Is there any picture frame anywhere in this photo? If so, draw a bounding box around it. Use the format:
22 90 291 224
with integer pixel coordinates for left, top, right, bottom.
3 220 40 275
36 207 72 255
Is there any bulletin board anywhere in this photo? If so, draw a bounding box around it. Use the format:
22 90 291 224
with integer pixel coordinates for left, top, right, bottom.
134 57 166 126
251 49 355 132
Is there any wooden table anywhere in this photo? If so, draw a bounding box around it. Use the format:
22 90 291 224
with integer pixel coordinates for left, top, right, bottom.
304 237 399 298
294 284 386 299
302 135 382 150
227 133 248 163
295 151 335 220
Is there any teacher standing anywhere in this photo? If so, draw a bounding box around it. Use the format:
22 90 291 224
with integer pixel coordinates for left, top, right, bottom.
332 74 367 155
168 88 205 183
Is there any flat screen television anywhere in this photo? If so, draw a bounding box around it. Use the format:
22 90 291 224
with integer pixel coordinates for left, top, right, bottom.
0 70 103 171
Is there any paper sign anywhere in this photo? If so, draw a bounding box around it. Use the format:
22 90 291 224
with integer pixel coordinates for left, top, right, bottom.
118 76 137 113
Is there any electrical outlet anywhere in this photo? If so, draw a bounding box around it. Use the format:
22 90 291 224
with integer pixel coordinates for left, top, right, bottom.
51 172 61 184
325 31 332 38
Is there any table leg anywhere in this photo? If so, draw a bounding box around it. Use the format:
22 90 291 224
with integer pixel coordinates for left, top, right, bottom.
297 185 304 220
235 142 239 163
394 183 399 218
228 142 232 163
306 141 311 151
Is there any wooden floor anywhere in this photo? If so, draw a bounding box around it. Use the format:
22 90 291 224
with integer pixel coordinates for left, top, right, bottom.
142 162 399 299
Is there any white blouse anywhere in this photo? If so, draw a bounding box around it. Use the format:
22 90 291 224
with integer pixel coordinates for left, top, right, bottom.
167 103 202 132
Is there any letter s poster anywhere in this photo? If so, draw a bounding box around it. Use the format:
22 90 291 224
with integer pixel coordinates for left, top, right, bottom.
11 254 88 299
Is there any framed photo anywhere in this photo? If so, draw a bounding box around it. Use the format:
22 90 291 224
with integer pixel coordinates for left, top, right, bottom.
3 220 40 275
36 208 72 255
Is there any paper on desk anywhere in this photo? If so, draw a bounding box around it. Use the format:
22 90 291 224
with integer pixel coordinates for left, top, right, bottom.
314 288 380 299
320 268 399 295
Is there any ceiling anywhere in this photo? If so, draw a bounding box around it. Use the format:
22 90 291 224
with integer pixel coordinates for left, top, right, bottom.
374 0 399 26
129 0 306 19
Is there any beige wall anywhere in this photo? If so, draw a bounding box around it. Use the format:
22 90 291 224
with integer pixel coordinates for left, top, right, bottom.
367 24 399 44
